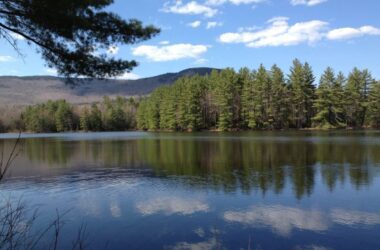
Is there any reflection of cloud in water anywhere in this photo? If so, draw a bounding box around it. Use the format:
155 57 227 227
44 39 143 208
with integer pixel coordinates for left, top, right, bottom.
224 205 380 236
193 228 205 238
136 197 209 216
110 200 122 218
331 209 380 226
295 245 331 250
166 238 220 250
78 191 101 217
223 205 328 236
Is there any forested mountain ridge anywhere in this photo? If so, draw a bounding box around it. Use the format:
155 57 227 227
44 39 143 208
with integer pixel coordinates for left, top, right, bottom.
0 67 217 106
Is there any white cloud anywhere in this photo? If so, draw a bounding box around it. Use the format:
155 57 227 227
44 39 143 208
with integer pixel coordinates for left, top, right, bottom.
162 1 218 17
115 72 140 80
188 20 202 28
290 0 327 6
206 0 266 5
223 205 328 236
10 32 25 40
159 40 170 45
0 56 15 62
107 45 119 55
207 21 223 29
132 43 209 62
219 17 328 48
136 197 209 215
45 68 58 75
194 58 208 65
327 26 380 40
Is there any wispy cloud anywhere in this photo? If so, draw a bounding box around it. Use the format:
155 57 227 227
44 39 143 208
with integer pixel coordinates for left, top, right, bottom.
132 43 209 62
162 1 218 17
188 20 202 28
159 40 170 45
0 56 15 62
219 17 380 48
219 17 328 47
206 0 266 6
327 26 380 40
194 58 208 65
207 21 223 29
290 0 327 6
115 72 140 80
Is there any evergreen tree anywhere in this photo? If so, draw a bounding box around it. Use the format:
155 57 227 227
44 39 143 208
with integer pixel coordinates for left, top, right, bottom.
313 67 338 128
288 59 316 128
136 99 148 130
80 107 90 131
241 69 257 129
0 0 159 78
55 100 73 132
270 65 289 129
367 81 380 128
345 68 374 128
89 104 103 131
213 68 237 131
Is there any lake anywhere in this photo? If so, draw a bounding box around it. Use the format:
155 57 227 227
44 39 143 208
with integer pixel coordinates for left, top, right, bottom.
1 131 380 250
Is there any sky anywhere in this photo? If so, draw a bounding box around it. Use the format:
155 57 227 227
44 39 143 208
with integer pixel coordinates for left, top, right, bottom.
0 0 380 80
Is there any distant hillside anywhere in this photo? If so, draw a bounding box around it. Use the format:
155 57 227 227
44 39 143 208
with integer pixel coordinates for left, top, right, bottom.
0 67 217 106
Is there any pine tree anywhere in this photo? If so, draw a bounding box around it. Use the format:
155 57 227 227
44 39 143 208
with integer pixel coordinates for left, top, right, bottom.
89 104 103 131
345 68 374 128
366 81 380 128
270 65 289 129
80 107 90 131
136 99 148 130
55 100 73 132
0 0 160 79
288 59 315 128
303 63 316 127
213 69 236 131
241 69 257 129
313 67 337 128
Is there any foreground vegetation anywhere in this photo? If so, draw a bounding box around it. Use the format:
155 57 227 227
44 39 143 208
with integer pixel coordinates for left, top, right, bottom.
0 60 380 133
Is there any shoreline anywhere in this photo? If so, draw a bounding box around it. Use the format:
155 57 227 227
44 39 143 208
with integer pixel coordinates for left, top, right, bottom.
1 127 379 135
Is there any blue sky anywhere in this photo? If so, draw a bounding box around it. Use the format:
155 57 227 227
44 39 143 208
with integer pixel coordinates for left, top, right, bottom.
1 0 380 79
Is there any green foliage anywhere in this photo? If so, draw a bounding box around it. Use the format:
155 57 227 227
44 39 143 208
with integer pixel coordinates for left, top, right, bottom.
313 67 345 128
0 0 160 78
367 81 380 128
137 61 380 131
55 100 74 132
344 68 374 128
5 61 380 133
288 59 316 128
22 100 74 132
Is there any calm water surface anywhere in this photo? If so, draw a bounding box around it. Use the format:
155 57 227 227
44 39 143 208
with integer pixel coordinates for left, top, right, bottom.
1 131 380 249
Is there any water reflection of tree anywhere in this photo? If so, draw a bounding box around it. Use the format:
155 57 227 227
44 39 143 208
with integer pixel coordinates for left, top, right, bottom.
21 136 380 198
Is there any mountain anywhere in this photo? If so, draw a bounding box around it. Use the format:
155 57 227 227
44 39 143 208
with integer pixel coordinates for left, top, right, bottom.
0 67 217 106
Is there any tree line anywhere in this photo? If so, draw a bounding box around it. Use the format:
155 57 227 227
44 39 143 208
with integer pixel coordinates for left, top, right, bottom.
0 59 379 133
137 59 380 131
0 97 138 133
